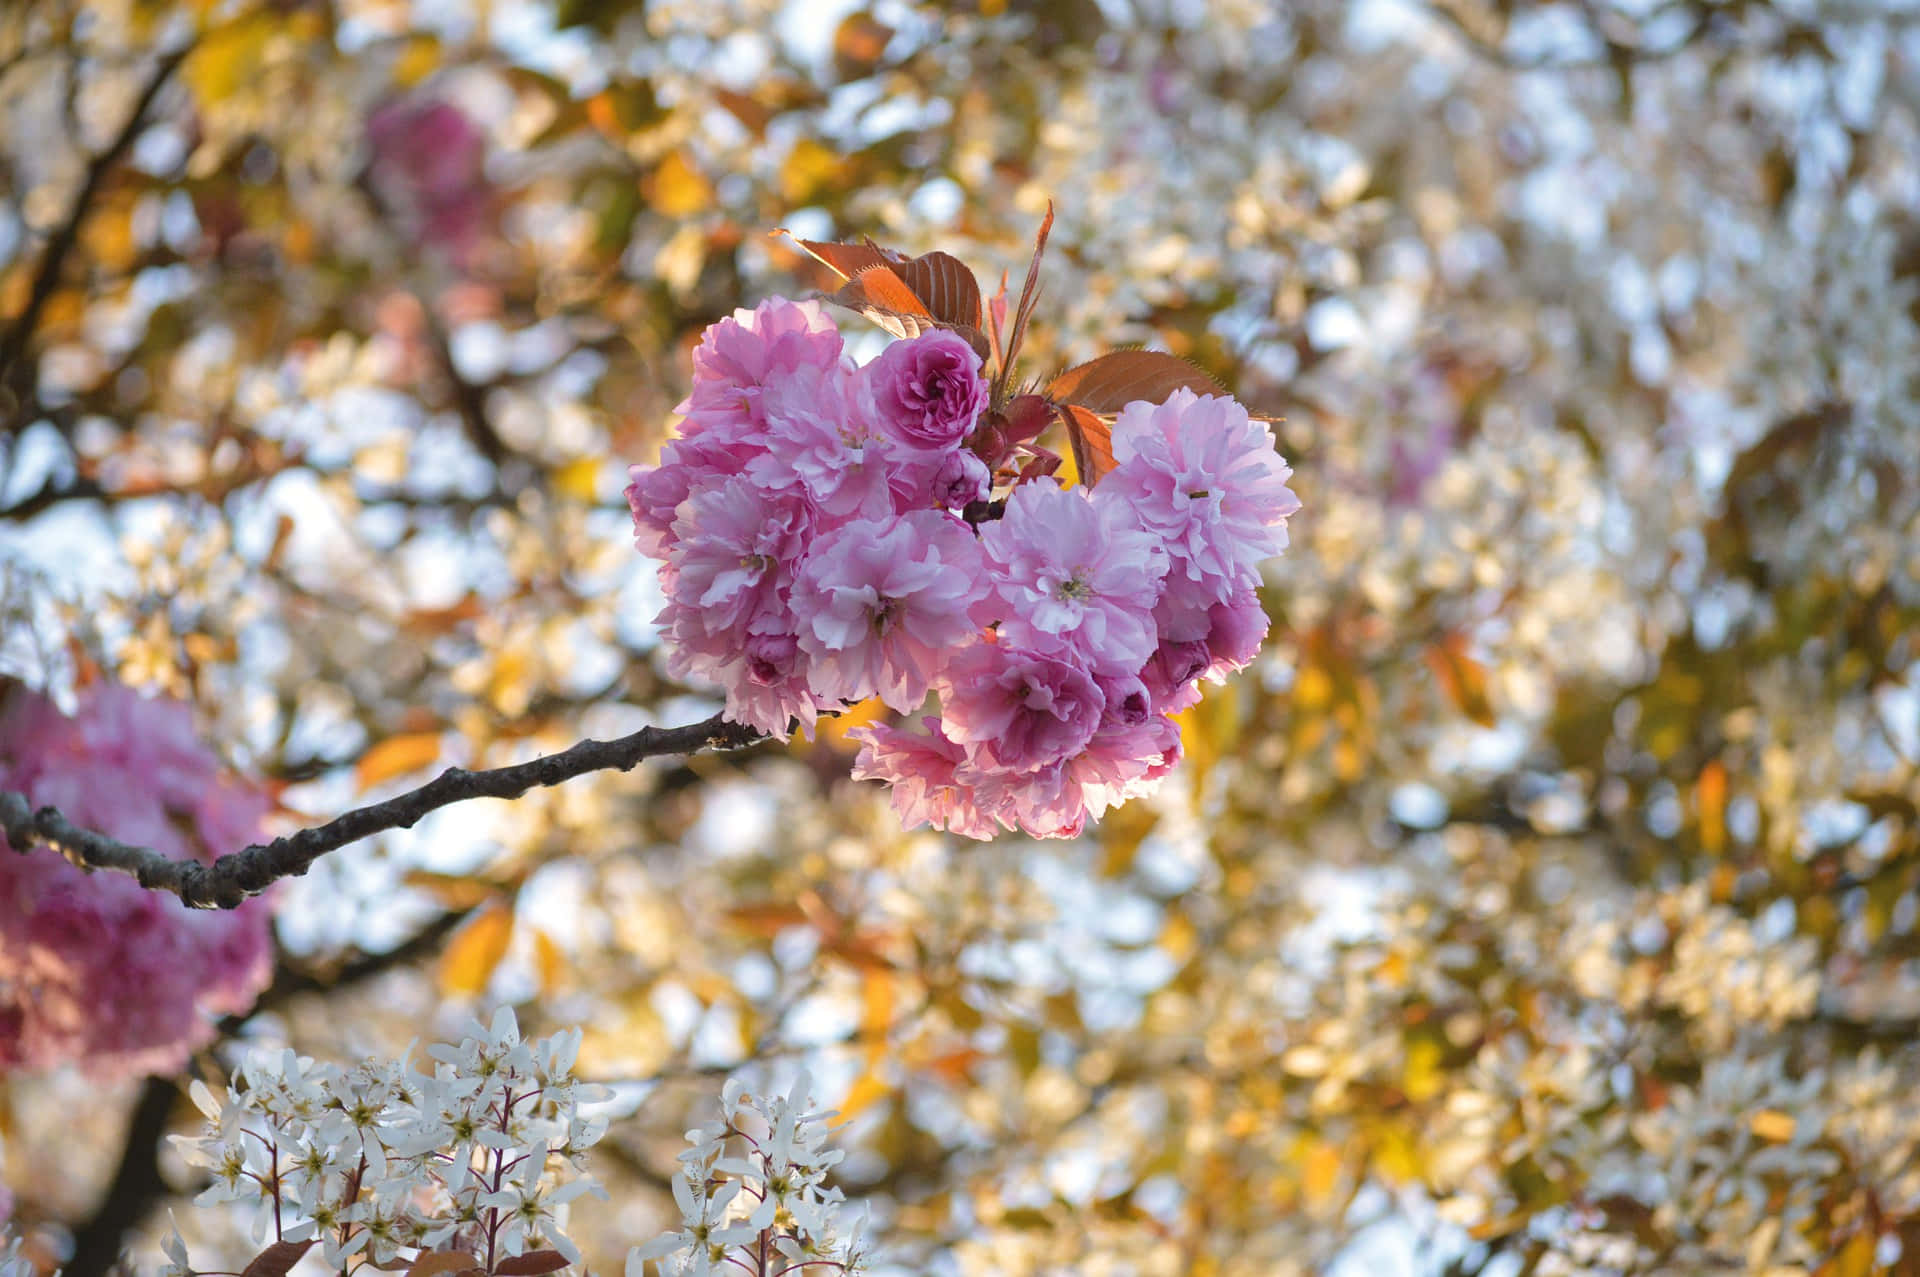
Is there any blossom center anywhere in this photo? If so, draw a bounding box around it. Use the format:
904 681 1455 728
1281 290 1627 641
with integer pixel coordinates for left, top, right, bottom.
1053 570 1094 602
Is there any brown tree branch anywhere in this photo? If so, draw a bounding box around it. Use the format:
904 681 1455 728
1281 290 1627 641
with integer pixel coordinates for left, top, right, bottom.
0 42 190 404
0 712 766 910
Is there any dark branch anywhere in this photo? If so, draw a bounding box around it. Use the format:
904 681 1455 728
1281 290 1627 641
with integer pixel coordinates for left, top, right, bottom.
0 712 765 910
0 43 190 401
0 470 106 521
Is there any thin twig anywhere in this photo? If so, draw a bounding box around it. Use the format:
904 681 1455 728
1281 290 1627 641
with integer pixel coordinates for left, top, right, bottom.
0 712 766 909
0 42 190 400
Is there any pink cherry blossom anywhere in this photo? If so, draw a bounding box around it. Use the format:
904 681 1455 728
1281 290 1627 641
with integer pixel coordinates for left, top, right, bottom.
678 297 848 435
969 715 1182 839
664 477 811 637
625 293 1301 840
748 364 904 522
663 614 825 741
977 480 1167 675
860 330 989 451
938 642 1104 773
849 717 1000 841
0 684 274 1078
791 512 986 711
1103 388 1301 618
1144 589 1270 712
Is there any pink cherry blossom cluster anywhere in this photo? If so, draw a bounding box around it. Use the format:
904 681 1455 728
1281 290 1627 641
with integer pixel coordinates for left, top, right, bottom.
626 297 1300 839
0 683 273 1078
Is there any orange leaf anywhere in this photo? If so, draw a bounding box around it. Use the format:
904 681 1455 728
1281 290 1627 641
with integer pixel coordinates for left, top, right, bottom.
828 265 937 340
1423 634 1496 728
242 1240 316 1277
438 899 514 998
1046 350 1223 414
405 1253 483 1277
1056 403 1115 487
355 732 443 792
833 11 894 76
1697 758 1728 854
781 233 904 281
726 901 811 936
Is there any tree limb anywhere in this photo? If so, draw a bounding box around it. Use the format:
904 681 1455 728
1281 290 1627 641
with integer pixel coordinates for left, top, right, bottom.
0 42 190 405
0 711 765 910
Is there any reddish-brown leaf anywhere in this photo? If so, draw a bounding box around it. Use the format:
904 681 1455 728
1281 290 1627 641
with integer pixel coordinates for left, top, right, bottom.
997 203 1054 399
895 251 983 330
828 265 937 340
242 1240 316 1277
494 1250 572 1275
1046 350 1223 414
781 233 904 281
405 1251 484 1277
1056 403 1116 487
999 394 1055 448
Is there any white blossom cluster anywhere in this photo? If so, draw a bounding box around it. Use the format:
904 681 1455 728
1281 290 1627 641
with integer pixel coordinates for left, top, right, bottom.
627 1073 870 1277
167 1008 609 1274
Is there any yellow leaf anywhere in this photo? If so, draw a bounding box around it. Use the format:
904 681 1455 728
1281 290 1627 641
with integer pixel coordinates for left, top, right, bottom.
780 139 842 205
1174 684 1242 791
553 457 601 502
647 150 713 219
1824 1231 1875 1277
185 14 277 105
533 929 567 994
1299 1137 1343 1206
392 35 441 88
1402 1033 1445 1103
440 900 514 998
837 1071 890 1123
355 732 443 792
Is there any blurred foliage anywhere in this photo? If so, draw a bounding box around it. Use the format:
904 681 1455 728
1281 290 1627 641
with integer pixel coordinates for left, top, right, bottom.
3 0 1920 1274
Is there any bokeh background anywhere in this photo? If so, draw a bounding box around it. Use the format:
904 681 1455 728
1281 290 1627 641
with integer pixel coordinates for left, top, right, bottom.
3 0 1920 1272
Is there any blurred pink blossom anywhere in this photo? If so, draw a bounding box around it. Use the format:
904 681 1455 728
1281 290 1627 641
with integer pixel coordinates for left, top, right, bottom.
0 684 274 1078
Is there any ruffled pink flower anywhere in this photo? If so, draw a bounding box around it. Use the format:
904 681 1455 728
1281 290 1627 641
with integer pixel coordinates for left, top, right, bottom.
663 614 825 741
968 715 1182 839
1144 589 1270 712
626 429 764 559
861 330 988 451
791 512 985 711
939 642 1104 773
849 717 1000 841
0 684 274 1079
1102 388 1301 619
748 365 903 522
664 477 811 637
977 480 1167 676
678 298 848 435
